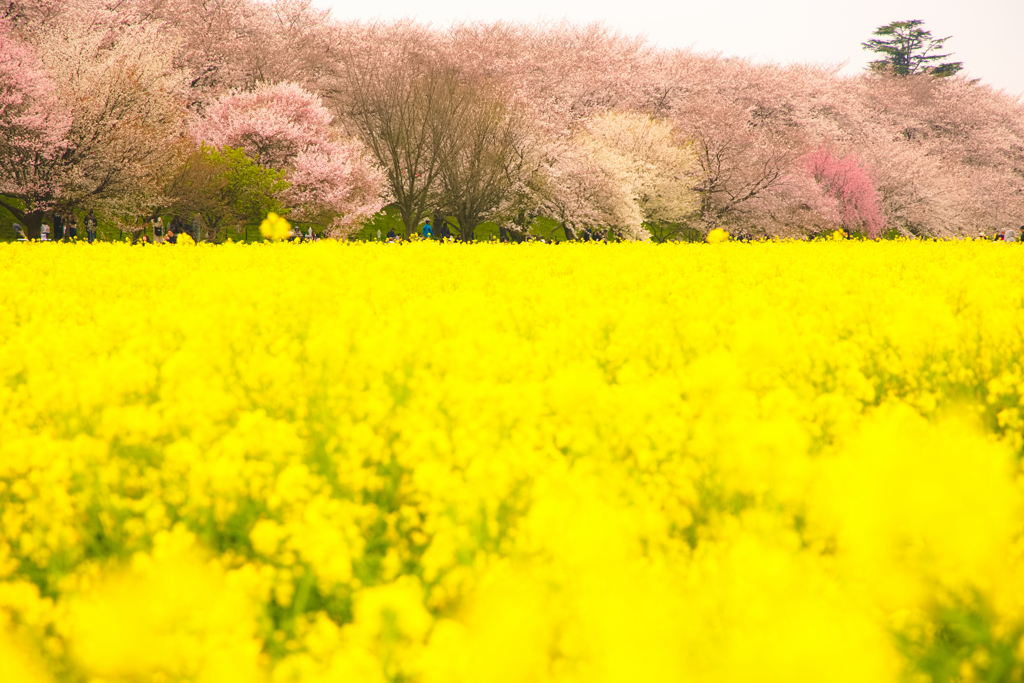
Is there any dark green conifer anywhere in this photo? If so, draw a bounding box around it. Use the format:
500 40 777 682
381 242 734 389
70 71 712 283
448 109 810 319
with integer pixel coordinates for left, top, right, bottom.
862 20 963 77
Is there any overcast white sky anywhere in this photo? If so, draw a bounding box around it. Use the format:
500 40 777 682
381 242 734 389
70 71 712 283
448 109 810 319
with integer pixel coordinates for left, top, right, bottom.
314 0 1024 97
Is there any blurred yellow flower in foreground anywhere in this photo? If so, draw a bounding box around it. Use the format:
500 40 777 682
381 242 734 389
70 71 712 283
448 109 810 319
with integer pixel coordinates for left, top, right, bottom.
260 212 291 241
706 227 729 243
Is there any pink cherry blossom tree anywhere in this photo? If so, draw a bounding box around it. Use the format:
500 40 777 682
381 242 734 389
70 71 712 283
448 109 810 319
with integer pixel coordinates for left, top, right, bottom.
135 0 334 107
849 73 1024 236
285 146 388 234
1 6 185 236
660 52 816 235
195 81 334 168
195 81 388 235
0 21 70 235
803 144 886 237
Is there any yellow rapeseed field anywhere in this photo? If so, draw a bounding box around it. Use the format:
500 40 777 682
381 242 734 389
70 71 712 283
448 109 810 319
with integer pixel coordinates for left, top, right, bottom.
2 239 1024 683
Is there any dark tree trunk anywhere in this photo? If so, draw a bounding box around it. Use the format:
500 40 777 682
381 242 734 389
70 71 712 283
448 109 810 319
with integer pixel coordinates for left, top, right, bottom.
22 211 44 240
0 198 45 240
459 219 476 242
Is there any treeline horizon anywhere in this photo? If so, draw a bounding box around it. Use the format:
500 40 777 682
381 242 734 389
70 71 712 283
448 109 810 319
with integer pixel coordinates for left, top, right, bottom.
2 0 1022 241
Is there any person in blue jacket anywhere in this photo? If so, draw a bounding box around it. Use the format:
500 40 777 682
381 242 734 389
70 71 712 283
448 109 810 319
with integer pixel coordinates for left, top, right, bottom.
422 219 433 240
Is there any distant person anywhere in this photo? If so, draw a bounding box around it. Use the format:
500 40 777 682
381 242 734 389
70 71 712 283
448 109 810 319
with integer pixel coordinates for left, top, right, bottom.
386 228 397 242
53 213 64 241
422 220 433 239
191 214 202 242
152 216 164 244
376 228 381 241
68 214 79 240
1005 227 1018 243
439 218 452 241
166 229 177 244
41 222 50 241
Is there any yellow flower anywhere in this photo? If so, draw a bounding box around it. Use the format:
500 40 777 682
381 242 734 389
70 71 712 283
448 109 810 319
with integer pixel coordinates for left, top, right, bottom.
259 212 291 241
706 227 730 243
1 239 1023 683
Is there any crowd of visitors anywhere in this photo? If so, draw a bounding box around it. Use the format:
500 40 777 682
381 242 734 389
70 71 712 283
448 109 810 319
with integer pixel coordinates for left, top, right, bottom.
10 210 1024 245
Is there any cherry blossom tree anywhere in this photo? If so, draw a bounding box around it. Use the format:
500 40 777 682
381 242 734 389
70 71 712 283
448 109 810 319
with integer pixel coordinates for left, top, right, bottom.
844 72 1024 236
660 53 817 234
195 81 334 168
0 21 70 232
286 146 388 235
535 136 638 239
195 81 388 235
528 113 699 241
43 13 187 214
134 0 334 107
446 21 656 134
803 144 885 237
1 4 187 237
583 112 700 232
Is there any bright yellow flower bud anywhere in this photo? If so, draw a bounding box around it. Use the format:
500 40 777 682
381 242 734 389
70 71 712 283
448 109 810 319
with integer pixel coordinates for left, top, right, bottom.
706 227 730 243
259 212 291 241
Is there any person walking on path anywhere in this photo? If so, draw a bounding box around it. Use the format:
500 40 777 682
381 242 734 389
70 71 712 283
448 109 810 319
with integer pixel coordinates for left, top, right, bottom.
422 220 433 240
68 213 79 240
152 216 164 244
86 213 97 243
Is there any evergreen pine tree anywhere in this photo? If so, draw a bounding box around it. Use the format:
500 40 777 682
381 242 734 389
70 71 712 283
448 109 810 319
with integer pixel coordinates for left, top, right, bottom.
862 20 963 77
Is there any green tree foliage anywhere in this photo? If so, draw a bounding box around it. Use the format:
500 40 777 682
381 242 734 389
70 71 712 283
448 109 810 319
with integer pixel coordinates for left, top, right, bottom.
862 20 963 77
215 147 290 227
162 145 289 240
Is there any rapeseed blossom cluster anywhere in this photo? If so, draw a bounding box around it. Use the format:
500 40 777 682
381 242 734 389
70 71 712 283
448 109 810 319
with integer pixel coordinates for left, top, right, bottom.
2 239 1024 683
260 213 292 242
